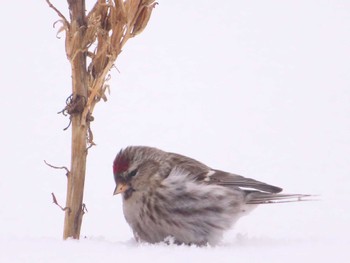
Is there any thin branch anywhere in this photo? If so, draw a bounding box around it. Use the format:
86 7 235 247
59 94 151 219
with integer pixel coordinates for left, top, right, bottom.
51 193 71 213
86 116 96 152
112 64 121 74
86 142 96 153
46 0 70 27
86 111 95 148
57 107 68 116
82 203 88 214
53 20 68 39
44 160 70 177
63 118 72 131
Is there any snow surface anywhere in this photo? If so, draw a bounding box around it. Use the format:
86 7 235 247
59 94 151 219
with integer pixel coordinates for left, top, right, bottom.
1 0 350 262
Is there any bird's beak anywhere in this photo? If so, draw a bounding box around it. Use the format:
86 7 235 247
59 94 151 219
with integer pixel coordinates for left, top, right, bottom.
113 183 130 195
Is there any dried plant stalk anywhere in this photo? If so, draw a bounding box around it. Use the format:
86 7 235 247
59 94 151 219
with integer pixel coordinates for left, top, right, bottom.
46 0 157 240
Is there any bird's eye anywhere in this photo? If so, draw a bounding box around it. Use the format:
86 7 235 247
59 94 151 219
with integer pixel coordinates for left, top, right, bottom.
128 169 138 177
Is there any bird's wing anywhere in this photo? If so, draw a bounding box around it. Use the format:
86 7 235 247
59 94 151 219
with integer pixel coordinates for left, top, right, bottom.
197 170 283 193
168 153 282 194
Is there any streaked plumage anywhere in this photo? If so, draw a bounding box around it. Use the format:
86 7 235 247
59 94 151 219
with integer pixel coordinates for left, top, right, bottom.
113 146 308 246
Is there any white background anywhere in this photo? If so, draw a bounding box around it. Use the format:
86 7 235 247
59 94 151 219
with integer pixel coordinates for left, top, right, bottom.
1 1 349 262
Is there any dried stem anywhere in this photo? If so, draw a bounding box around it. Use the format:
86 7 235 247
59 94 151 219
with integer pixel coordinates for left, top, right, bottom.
51 193 71 213
44 160 70 177
82 203 88 214
46 0 69 27
47 0 157 240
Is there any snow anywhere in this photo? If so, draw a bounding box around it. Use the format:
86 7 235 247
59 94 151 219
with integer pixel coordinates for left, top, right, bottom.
1 0 350 262
0 236 348 263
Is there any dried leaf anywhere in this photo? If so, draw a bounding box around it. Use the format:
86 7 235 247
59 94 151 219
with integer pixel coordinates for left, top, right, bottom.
132 2 157 36
125 0 142 25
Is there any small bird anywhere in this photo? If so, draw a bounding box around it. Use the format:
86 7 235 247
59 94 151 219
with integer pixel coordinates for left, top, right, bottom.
113 146 309 246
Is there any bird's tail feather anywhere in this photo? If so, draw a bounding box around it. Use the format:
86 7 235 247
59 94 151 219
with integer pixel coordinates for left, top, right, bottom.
246 192 314 204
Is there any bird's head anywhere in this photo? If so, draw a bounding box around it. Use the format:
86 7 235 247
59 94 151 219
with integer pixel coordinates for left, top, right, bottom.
113 146 162 199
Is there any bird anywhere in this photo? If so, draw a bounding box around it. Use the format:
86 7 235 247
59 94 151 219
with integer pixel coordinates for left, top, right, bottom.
112 146 309 246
